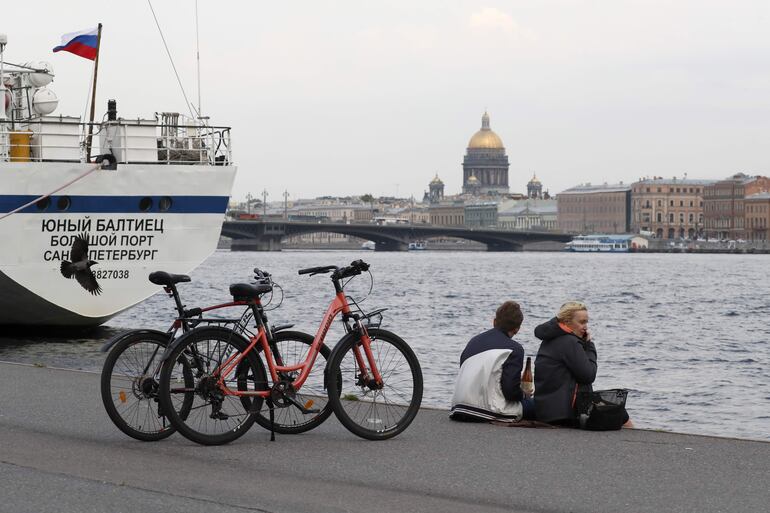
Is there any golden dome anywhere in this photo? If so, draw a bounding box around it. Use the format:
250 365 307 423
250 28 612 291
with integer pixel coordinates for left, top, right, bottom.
467 174 480 185
468 111 504 150
528 173 541 185
430 173 444 185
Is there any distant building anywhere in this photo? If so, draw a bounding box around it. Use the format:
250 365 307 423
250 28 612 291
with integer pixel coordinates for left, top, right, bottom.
557 183 631 234
631 177 712 239
464 202 498 228
290 204 371 224
703 173 770 240
397 204 430 224
428 174 445 203
498 199 557 231
429 201 465 226
527 174 543 199
745 192 770 242
462 112 510 195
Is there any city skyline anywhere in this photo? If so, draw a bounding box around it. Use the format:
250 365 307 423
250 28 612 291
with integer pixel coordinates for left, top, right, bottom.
6 1 770 201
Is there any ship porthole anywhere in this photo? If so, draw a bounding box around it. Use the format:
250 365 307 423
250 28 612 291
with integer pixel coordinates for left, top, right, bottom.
56 196 71 211
139 197 153 212
36 197 51 211
158 196 172 212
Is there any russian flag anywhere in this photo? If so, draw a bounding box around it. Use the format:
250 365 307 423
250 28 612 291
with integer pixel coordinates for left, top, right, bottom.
53 27 99 60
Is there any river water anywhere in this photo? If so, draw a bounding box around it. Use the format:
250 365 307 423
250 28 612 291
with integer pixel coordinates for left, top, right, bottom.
2 250 768 441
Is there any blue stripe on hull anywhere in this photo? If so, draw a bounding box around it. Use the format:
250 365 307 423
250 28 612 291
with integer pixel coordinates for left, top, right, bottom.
1 195 229 214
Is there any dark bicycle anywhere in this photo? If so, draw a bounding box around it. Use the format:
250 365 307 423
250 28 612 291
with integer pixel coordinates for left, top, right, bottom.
100 269 332 441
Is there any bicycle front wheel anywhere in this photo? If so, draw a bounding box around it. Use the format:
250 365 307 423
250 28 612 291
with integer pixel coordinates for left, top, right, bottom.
327 328 423 440
100 331 178 441
158 327 266 446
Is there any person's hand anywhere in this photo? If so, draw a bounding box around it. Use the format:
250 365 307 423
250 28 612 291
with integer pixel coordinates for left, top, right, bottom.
583 328 592 342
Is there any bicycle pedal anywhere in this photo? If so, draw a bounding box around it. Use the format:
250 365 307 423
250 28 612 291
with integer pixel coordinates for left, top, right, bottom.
285 395 320 414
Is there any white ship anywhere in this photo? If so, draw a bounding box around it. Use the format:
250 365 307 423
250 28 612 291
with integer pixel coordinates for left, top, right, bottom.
564 234 642 253
0 40 236 326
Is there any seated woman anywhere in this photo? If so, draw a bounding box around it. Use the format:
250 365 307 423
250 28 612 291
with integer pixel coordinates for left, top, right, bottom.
533 301 631 427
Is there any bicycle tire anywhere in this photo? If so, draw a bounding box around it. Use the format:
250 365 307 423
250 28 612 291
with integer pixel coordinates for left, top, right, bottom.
327 328 423 440
249 330 335 434
100 331 185 441
158 326 266 446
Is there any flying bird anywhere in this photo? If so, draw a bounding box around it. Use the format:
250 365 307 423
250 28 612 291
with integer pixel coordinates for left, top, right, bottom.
60 233 102 295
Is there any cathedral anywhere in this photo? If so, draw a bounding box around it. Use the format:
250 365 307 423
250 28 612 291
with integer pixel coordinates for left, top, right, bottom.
462 112 510 195
424 111 531 202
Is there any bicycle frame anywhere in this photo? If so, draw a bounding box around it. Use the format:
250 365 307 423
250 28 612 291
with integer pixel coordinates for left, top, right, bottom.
214 289 383 399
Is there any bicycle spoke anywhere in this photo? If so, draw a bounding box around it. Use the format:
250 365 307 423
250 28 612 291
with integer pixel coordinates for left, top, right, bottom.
101 334 176 441
158 329 262 445
329 329 422 440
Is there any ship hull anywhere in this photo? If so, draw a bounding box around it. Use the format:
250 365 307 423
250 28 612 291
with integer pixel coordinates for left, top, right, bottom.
0 161 236 327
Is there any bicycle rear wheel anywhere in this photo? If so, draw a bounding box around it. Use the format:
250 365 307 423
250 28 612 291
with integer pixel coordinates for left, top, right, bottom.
158 327 266 446
248 330 334 434
100 331 182 441
327 328 423 440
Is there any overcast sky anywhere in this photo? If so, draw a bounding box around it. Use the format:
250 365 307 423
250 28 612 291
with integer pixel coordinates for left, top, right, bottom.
6 1 770 201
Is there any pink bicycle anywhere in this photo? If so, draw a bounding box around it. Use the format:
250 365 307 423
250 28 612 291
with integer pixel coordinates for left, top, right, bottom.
157 259 423 445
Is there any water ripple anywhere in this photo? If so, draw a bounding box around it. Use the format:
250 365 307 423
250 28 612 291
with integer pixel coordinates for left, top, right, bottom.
1 250 768 441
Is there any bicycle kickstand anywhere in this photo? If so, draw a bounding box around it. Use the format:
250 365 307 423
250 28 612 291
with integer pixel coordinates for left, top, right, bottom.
267 397 276 442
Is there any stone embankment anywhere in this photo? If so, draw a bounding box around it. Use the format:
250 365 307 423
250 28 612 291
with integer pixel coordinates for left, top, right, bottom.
1 361 768 513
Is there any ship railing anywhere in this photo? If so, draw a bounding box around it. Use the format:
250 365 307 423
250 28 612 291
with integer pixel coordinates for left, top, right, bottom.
0 118 232 166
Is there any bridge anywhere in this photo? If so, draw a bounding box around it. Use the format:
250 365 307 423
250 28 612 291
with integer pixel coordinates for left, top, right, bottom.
221 220 571 251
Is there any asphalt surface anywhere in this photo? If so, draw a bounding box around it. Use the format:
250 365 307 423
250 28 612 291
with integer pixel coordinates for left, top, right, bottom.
0 361 768 513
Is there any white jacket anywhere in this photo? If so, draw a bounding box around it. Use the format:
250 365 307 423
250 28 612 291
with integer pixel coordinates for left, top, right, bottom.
450 349 523 422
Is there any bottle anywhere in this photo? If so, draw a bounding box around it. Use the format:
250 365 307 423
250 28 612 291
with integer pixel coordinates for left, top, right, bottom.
521 357 534 396
521 356 534 397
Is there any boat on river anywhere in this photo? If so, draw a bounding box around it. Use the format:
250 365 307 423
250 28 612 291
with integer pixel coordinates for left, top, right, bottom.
564 235 636 253
0 44 236 326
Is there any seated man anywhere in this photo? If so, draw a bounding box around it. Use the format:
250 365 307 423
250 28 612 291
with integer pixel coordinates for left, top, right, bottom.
450 300 535 423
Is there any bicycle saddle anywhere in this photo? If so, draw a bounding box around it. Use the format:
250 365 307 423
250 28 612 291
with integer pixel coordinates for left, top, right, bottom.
149 271 191 286
229 282 272 300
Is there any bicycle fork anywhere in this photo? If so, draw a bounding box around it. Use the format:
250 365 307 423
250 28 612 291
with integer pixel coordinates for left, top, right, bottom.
351 323 384 390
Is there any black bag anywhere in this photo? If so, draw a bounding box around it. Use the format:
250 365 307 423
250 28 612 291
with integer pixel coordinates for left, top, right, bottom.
575 388 628 431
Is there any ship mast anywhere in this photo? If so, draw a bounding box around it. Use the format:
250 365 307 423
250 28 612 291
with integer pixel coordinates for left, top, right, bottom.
195 0 202 118
85 23 103 162
0 33 7 161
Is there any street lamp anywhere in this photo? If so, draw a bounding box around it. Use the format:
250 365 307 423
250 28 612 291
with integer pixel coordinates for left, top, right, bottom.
262 189 268 216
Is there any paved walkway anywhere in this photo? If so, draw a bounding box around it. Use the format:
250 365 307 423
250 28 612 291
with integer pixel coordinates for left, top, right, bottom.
0 361 767 513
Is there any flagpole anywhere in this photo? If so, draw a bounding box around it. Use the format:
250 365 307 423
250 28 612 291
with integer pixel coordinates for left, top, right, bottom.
0 34 7 161
85 23 102 162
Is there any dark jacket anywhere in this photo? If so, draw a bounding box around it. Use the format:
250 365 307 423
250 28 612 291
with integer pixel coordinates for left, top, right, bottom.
460 327 524 402
533 317 597 423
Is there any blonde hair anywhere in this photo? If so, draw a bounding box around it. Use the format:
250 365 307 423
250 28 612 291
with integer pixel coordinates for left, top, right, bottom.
556 301 587 323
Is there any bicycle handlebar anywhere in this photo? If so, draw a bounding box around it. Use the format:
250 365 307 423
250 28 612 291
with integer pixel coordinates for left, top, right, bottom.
333 259 370 280
298 260 370 279
253 267 271 279
298 265 338 275
253 267 274 287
